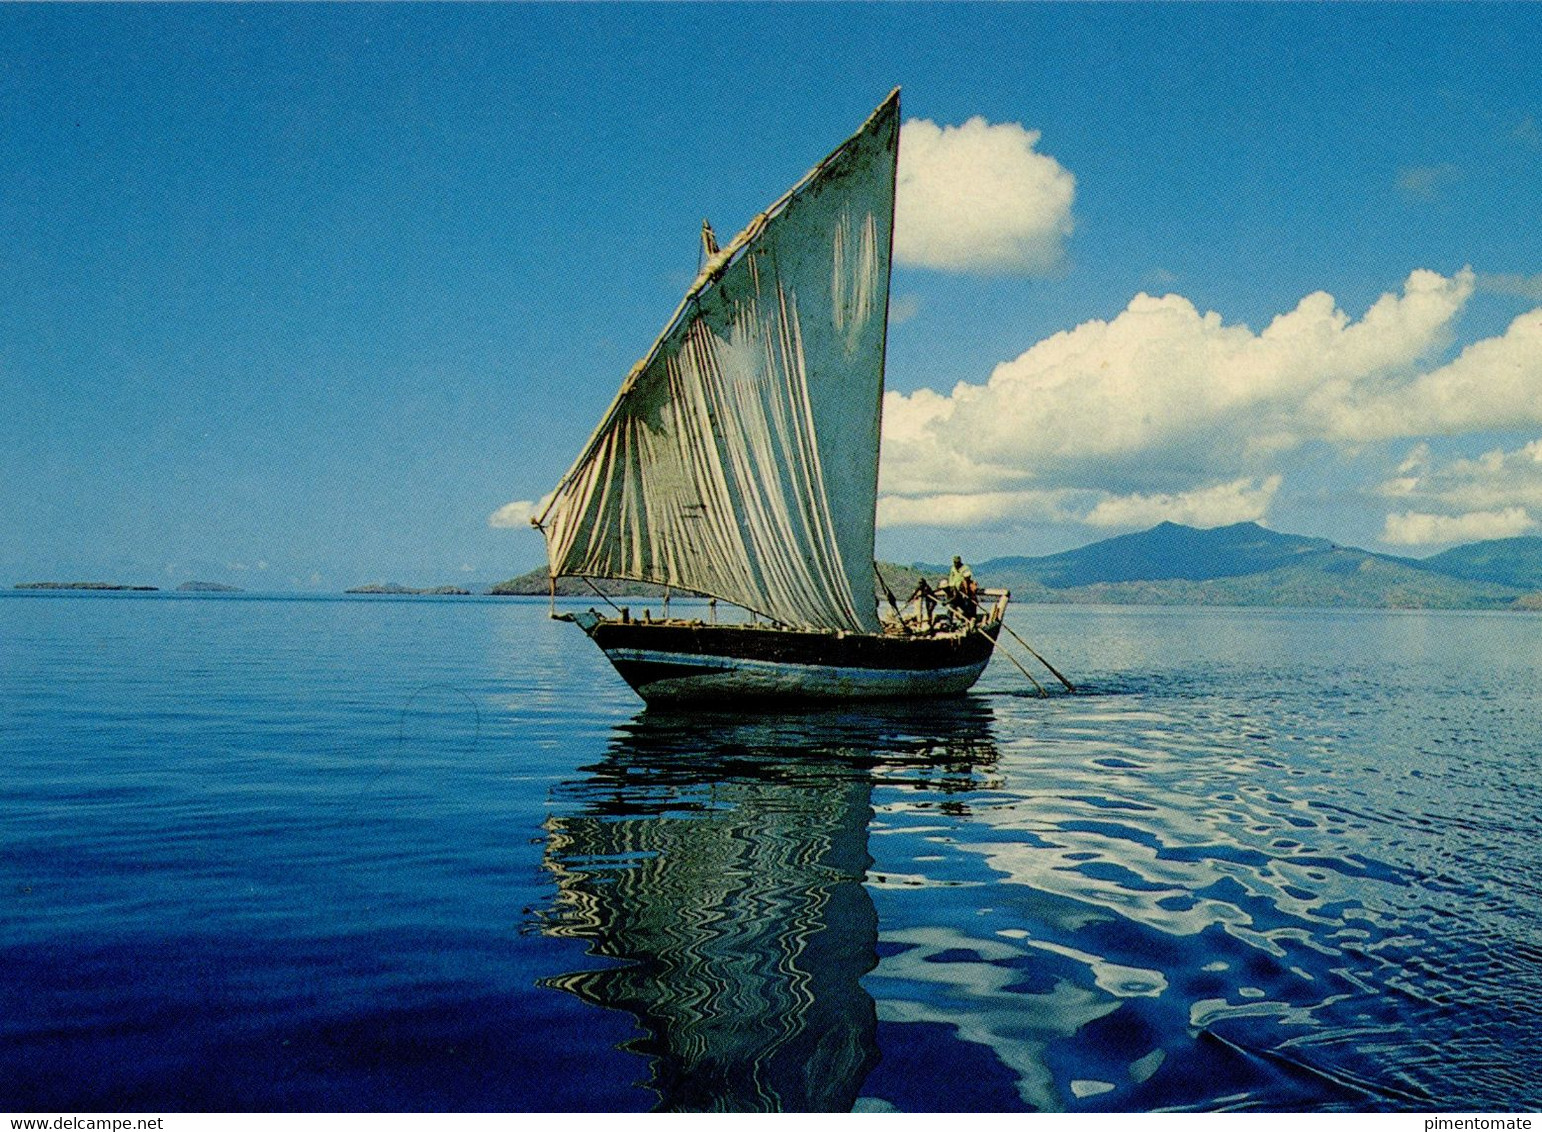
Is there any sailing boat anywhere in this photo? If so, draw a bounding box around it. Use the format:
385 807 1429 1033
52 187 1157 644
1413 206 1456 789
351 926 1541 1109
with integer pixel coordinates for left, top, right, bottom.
531 90 1007 705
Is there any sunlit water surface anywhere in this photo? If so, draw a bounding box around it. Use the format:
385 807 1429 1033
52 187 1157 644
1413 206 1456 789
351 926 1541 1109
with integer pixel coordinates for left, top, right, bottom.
3 593 1540 1111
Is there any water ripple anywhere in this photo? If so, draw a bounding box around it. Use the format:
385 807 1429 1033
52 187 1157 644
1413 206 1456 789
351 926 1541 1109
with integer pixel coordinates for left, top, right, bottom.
6 597 1542 1111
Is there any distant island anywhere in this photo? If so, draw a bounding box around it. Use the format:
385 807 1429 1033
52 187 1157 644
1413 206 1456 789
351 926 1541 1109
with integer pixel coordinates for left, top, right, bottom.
176 581 243 593
486 572 669 598
488 522 1542 611
14 581 159 591
345 583 473 595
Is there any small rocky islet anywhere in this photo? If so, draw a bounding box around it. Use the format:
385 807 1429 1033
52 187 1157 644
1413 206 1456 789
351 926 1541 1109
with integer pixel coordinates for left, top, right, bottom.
14 581 160 591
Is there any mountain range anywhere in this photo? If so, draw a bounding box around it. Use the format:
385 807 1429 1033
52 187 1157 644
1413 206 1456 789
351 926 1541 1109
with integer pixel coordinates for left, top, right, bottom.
909 521 1542 610
498 522 1542 610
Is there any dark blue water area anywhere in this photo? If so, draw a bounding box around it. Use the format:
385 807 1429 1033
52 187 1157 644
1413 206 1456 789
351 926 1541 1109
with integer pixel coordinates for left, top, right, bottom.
4 593 1542 1111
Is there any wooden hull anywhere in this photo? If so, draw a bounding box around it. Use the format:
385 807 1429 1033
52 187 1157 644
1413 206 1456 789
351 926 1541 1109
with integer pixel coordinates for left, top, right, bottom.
570 610 1002 706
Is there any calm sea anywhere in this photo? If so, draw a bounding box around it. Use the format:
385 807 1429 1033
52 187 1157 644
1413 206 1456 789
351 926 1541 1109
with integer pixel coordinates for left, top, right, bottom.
3 592 1541 1112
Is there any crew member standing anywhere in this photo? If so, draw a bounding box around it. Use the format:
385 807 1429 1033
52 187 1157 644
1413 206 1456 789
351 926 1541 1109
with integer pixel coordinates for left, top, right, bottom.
946 555 979 619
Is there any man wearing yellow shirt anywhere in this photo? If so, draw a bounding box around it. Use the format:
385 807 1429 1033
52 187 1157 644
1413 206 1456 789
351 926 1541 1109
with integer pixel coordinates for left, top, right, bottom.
945 555 979 619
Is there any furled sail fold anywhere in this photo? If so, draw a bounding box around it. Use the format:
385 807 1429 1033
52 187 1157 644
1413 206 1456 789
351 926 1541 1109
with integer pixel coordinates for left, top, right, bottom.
535 92 899 633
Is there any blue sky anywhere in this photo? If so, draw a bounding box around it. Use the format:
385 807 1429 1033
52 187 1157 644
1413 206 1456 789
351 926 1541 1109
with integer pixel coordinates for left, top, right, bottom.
5 4 1542 588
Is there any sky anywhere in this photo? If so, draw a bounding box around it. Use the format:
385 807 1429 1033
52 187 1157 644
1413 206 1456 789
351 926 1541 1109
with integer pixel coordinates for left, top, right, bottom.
5 4 1542 588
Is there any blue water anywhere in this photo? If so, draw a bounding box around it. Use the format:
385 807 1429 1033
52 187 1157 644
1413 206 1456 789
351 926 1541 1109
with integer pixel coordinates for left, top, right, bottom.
3 592 1541 1112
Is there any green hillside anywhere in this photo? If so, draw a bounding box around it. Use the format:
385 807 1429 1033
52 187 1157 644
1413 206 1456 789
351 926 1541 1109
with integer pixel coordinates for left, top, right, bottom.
488 566 668 597
974 549 1523 610
1421 536 1542 589
979 521 1339 586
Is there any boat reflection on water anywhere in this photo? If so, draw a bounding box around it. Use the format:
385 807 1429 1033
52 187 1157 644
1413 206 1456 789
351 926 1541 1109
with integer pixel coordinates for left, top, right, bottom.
537 699 1000 1112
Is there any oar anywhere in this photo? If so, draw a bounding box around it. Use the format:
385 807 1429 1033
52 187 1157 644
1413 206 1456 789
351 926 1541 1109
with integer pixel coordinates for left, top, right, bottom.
1001 621 1077 693
976 627 1047 697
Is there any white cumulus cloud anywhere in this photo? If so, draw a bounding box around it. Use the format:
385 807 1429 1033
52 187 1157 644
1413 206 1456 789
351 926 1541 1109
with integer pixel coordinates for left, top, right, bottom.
488 499 540 529
1382 508 1536 546
881 268 1477 508
1381 437 1542 515
896 116 1075 274
1326 307 1542 440
877 488 1083 530
1084 476 1282 529
878 476 1281 533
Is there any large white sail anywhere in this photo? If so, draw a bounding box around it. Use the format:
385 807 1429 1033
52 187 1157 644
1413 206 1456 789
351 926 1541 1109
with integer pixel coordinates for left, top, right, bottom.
535 93 899 633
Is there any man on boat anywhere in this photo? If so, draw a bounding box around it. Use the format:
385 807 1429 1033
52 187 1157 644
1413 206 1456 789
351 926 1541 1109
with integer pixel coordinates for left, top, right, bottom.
945 555 980 619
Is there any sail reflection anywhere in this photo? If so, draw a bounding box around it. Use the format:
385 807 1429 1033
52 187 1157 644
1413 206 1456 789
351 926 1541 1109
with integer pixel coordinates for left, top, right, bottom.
539 699 1000 1112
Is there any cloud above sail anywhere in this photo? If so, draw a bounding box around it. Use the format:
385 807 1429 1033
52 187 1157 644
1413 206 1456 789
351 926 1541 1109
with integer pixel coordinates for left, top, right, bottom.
878 267 1542 544
896 117 1075 274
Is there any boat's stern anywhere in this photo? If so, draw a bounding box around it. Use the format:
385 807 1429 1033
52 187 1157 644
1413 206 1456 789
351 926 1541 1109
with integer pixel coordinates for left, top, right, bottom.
981 589 1010 630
